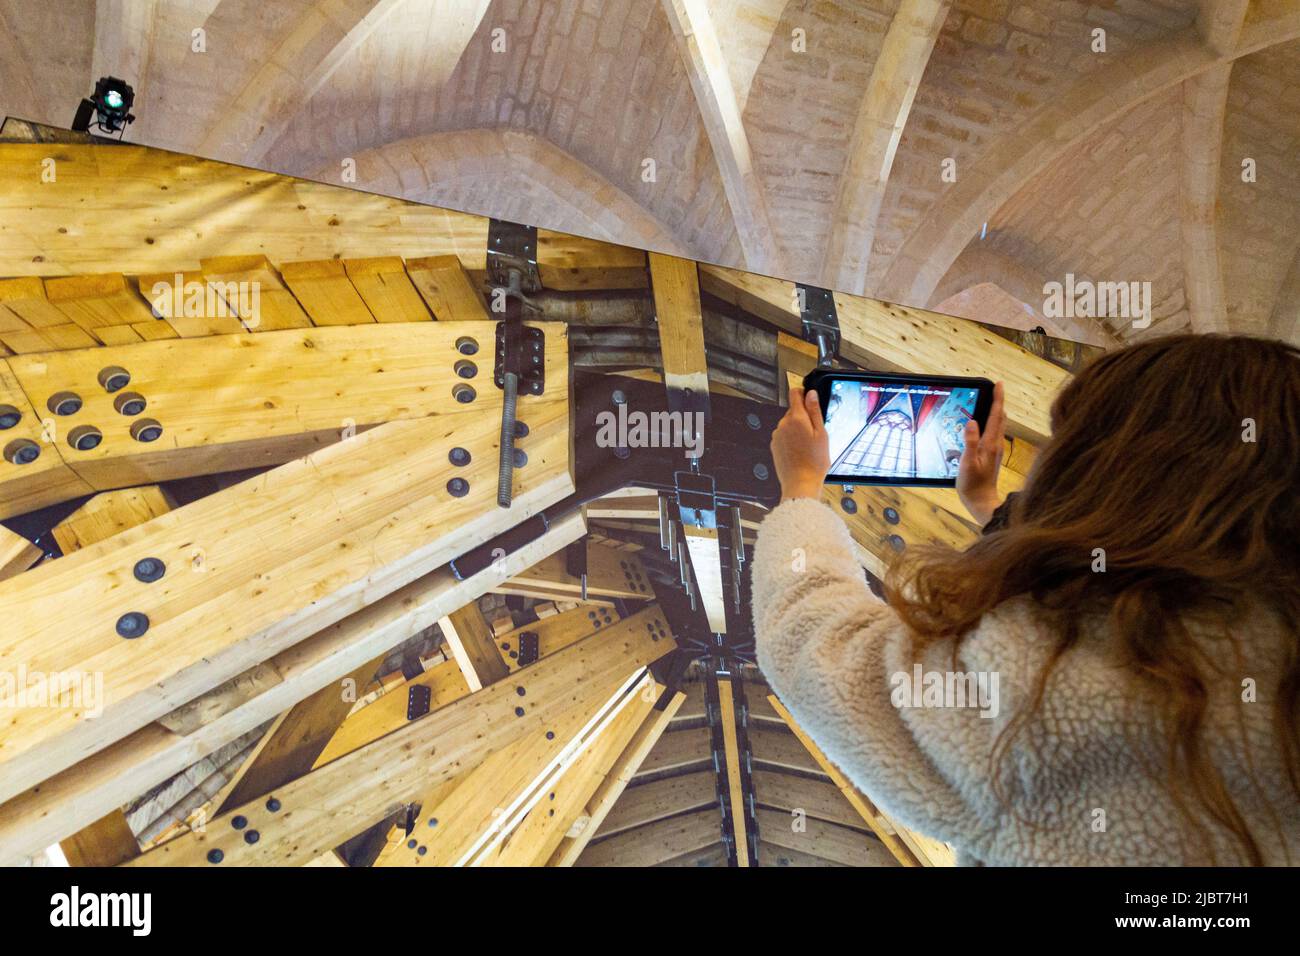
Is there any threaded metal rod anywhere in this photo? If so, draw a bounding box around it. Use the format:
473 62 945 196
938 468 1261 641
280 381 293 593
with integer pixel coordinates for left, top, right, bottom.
497 371 518 507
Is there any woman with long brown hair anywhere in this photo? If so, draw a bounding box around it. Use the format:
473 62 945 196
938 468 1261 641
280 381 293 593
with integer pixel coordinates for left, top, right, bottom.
755 334 1299 865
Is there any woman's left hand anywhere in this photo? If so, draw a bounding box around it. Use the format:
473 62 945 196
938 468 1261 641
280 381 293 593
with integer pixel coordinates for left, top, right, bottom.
771 387 830 501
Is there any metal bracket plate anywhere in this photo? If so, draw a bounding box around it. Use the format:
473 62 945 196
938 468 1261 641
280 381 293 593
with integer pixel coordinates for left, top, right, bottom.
486 219 542 294
517 630 540 667
797 283 839 367
494 321 546 395
406 685 432 721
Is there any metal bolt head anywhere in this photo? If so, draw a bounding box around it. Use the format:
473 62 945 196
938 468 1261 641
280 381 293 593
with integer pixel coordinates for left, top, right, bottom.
0 405 20 429
207 849 224 864
840 496 857 514
48 392 82 416
68 426 102 451
116 611 149 639
244 830 260 845
745 412 761 429
446 477 469 498
614 446 630 460
514 421 529 438
448 447 471 466
131 419 163 443
133 557 166 583
265 797 281 812
98 366 131 392
611 389 627 405
883 507 900 525
514 706 525 717
753 463 770 481
6 439 40 465
887 534 906 552
231 815 248 830
513 449 528 468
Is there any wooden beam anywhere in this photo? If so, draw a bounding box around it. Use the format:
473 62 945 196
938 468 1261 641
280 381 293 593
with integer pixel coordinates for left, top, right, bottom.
498 540 652 604
0 525 40 581
768 695 953 866
659 0 780 272
60 811 140 868
755 807 899 867
649 252 710 401
494 604 625 674
752 769 871 833
128 607 676 866
198 255 312 331
0 361 571 804
438 603 511 692
575 806 720 867
595 769 717 839
0 321 563 516
549 690 688 865
50 485 175 555
405 255 490 321
279 259 376 326
702 264 1066 444
749 724 828 776
716 677 750 866
821 0 951 294
343 257 434 324
635 726 712 778
0 512 587 866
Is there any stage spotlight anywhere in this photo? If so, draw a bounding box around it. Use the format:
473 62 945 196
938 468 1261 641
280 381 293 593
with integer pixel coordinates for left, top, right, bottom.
72 76 136 135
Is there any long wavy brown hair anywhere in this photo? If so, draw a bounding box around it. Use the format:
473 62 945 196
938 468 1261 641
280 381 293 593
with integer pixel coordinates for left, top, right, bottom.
885 334 1300 864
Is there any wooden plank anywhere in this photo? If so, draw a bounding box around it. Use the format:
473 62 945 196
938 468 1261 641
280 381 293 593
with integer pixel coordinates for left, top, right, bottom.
438 603 511 692
213 652 388 814
596 769 717 838
495 604 623 673
59 811 140 868
635 726 712 777
128 607 675 866
136 269 246 338
1 321 565 511
199 255 312 331
0 277 71 329
0 526 40 581
498 540 653 603
716 677 749 865
345 257 433 324
656 843 728 867
649 252 710 399
313 658 469 767
476 676 658 867
759 842 845 867
44 274 156 342
0 360 94 519
752 770 869 832
279 259 376 326
0 513 586 866
51 485 175 555
404 255 489 321
700 264 1066 444
755 807 899 867
548 690 686 866
749 724 828 776
767 695 942 866
0 371 571 805
575 807 720 867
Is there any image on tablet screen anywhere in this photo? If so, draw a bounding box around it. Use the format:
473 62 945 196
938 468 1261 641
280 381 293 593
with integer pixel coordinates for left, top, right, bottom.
824 379 979 480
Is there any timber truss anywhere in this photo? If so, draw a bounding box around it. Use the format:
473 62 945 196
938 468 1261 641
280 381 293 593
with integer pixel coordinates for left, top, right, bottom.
0 121 1083 867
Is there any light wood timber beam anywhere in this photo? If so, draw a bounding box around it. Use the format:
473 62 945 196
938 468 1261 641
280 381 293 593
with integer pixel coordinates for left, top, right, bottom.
52 485 177 866
0 360 94 529
575 806 720 867
405 255 490 320
50 485 175 555
659 0 780 272
878 7 1300 310
0 525 41 581
0 321 565 516
0 354 571 804
0 511 587 866
472 675 659 867
548 689 687 866
0 141 650 290
213 652 389 815
343 257 435 324
498 539 653 604
438 603 511 692
279 259 376 326
704 263 1065 444
658 843 728 866
195 255 313 331
43 274 155 345
635 726 713 778
751 769 873 833
594 768 717 840
376 670 652 867
650 249 711 404
821 0 951 294
749 723 826 777
1181 1 1248 334
755 806 899 867
494 603 625 674
768 694 953 866
759 843 845 867
128 606 677 866
716 676 750 865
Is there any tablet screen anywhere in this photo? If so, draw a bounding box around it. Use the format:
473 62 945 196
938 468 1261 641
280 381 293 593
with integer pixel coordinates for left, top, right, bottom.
824 378 980 481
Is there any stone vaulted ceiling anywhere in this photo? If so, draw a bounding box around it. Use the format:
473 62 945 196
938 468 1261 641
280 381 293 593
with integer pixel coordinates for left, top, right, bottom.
1 0 1298 348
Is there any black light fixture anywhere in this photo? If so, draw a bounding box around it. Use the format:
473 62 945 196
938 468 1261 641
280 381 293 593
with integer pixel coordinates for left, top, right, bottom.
72 76 136 135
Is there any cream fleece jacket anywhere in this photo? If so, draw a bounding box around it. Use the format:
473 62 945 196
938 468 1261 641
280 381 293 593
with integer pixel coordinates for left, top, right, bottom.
752 498 1298 866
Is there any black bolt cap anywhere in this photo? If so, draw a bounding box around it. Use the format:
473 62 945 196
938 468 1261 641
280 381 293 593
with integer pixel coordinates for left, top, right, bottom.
116 612 149 639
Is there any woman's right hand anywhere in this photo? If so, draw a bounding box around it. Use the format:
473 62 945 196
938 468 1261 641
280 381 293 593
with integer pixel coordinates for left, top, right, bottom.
956 381 1006 525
